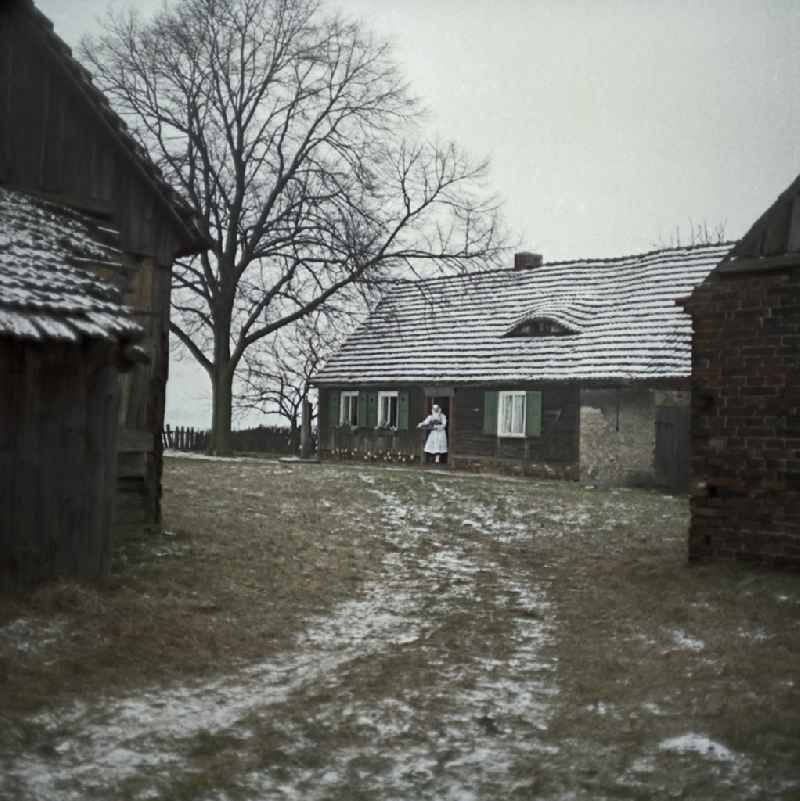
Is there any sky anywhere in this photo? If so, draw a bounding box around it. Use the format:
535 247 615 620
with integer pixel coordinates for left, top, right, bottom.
36 0 800 428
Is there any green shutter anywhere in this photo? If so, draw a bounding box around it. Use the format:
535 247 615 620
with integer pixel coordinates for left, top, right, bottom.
526 391 542 437
357 392 368 428
397 391 409 430
367 392 378 428
483 391 498 434
329 390 340 428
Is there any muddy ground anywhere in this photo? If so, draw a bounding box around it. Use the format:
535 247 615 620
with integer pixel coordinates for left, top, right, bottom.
1 455 799 800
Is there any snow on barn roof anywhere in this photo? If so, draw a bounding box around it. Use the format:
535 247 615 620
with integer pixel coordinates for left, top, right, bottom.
313 242 734 386
0 187 142 343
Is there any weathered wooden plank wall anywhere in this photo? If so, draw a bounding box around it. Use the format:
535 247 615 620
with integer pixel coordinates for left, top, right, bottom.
0 7 184 264
0 2 199 539
0 341 119 591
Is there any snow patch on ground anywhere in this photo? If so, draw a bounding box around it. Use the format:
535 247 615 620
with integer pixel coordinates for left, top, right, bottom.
738 626 770 642
164 449 248 462
3 477 559 801
670 629 705 651
0 617 68 655
659 733 736 762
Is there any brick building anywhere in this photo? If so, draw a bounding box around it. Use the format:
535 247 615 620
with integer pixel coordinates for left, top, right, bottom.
686 174 800 567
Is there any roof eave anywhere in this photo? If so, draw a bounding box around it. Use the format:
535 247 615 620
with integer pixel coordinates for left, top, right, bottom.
22 1 209 258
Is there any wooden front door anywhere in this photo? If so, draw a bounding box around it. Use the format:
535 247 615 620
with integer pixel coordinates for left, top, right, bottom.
655 405 689 493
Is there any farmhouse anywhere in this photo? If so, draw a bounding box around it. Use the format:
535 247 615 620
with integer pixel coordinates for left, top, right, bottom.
686 174 800 568
313 244 732 487
0 0 207 587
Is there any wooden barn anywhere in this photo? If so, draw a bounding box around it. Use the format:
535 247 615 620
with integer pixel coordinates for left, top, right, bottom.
686 174 800 568
0 0 207 587
0 189 145 588
312 244 732 487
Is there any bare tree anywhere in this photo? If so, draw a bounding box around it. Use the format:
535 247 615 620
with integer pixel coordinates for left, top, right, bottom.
238 306 356 436
82 0 504 453
656 219 729 249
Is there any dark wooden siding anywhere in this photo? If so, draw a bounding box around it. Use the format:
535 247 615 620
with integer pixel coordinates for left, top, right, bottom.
319 386 427 457
654 405 690 492
0 340 119 590
318 383 580 477
455 385 579 467
0 7 184 264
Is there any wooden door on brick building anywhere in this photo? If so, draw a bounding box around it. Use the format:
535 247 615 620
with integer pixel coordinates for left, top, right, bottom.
655 405 690 492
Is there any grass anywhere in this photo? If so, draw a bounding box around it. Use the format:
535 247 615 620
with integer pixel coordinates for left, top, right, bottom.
1 456 799 800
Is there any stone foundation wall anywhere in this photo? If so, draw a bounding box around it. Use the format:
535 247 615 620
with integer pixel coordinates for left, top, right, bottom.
579 387 691 487
687 267 800 569
581 387 655 486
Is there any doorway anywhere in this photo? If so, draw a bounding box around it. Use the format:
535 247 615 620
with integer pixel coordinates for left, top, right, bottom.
424 395 451 465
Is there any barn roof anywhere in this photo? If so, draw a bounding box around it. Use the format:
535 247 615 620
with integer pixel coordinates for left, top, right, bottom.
0 187 143 344
12 0 208 256
723 171 800 264
313 242 734 386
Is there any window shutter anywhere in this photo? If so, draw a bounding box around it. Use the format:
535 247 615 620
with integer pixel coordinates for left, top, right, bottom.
397 391 409 430
367 392 378 428
329 391 340 428
483 391 498 434
357 392 368 428
526 390 542 437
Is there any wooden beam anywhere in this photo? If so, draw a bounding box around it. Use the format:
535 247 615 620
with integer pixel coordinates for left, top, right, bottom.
717 254 800 275
118 427 153 453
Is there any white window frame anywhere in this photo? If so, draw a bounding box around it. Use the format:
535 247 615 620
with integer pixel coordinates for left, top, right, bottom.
377 390 399 428
498 390 527 438
340 391 359 426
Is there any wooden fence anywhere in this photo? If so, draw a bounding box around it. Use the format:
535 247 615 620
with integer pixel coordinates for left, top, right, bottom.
163 424 304 455
162 425 209 452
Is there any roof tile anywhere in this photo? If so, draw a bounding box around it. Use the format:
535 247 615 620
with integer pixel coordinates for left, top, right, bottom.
314 243 733 385
0 187 143 344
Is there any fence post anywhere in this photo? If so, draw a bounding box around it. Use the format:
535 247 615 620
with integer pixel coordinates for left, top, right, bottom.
301 400 312 458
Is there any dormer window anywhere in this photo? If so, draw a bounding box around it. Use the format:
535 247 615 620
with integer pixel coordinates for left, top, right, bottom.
506 317 573 337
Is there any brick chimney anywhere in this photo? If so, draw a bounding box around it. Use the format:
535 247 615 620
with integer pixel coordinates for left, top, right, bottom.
514 251 543 271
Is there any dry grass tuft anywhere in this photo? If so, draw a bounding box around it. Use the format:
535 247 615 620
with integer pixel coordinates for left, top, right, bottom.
29 579 109 616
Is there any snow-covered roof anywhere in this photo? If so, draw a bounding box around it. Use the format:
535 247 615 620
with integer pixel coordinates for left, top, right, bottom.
313 243 734 386
0 187 142 343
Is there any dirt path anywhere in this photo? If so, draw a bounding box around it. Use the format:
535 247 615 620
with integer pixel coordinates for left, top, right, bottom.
4 461 799 800
3 474 559 800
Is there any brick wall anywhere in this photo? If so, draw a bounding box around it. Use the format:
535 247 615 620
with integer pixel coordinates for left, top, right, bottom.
687 268 800 568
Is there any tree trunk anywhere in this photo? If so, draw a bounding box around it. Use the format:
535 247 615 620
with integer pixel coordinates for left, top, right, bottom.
210 367 234 455
210 307 235 455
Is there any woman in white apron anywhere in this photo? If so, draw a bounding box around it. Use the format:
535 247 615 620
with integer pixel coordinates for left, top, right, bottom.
417 404 447 464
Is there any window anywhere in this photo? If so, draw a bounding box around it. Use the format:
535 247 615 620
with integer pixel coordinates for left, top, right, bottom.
507 318 572 337
377 390 399 428
340 391 359 426
498 390 527 437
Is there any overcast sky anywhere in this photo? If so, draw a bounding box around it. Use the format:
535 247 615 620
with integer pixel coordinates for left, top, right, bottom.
36 0 800 428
